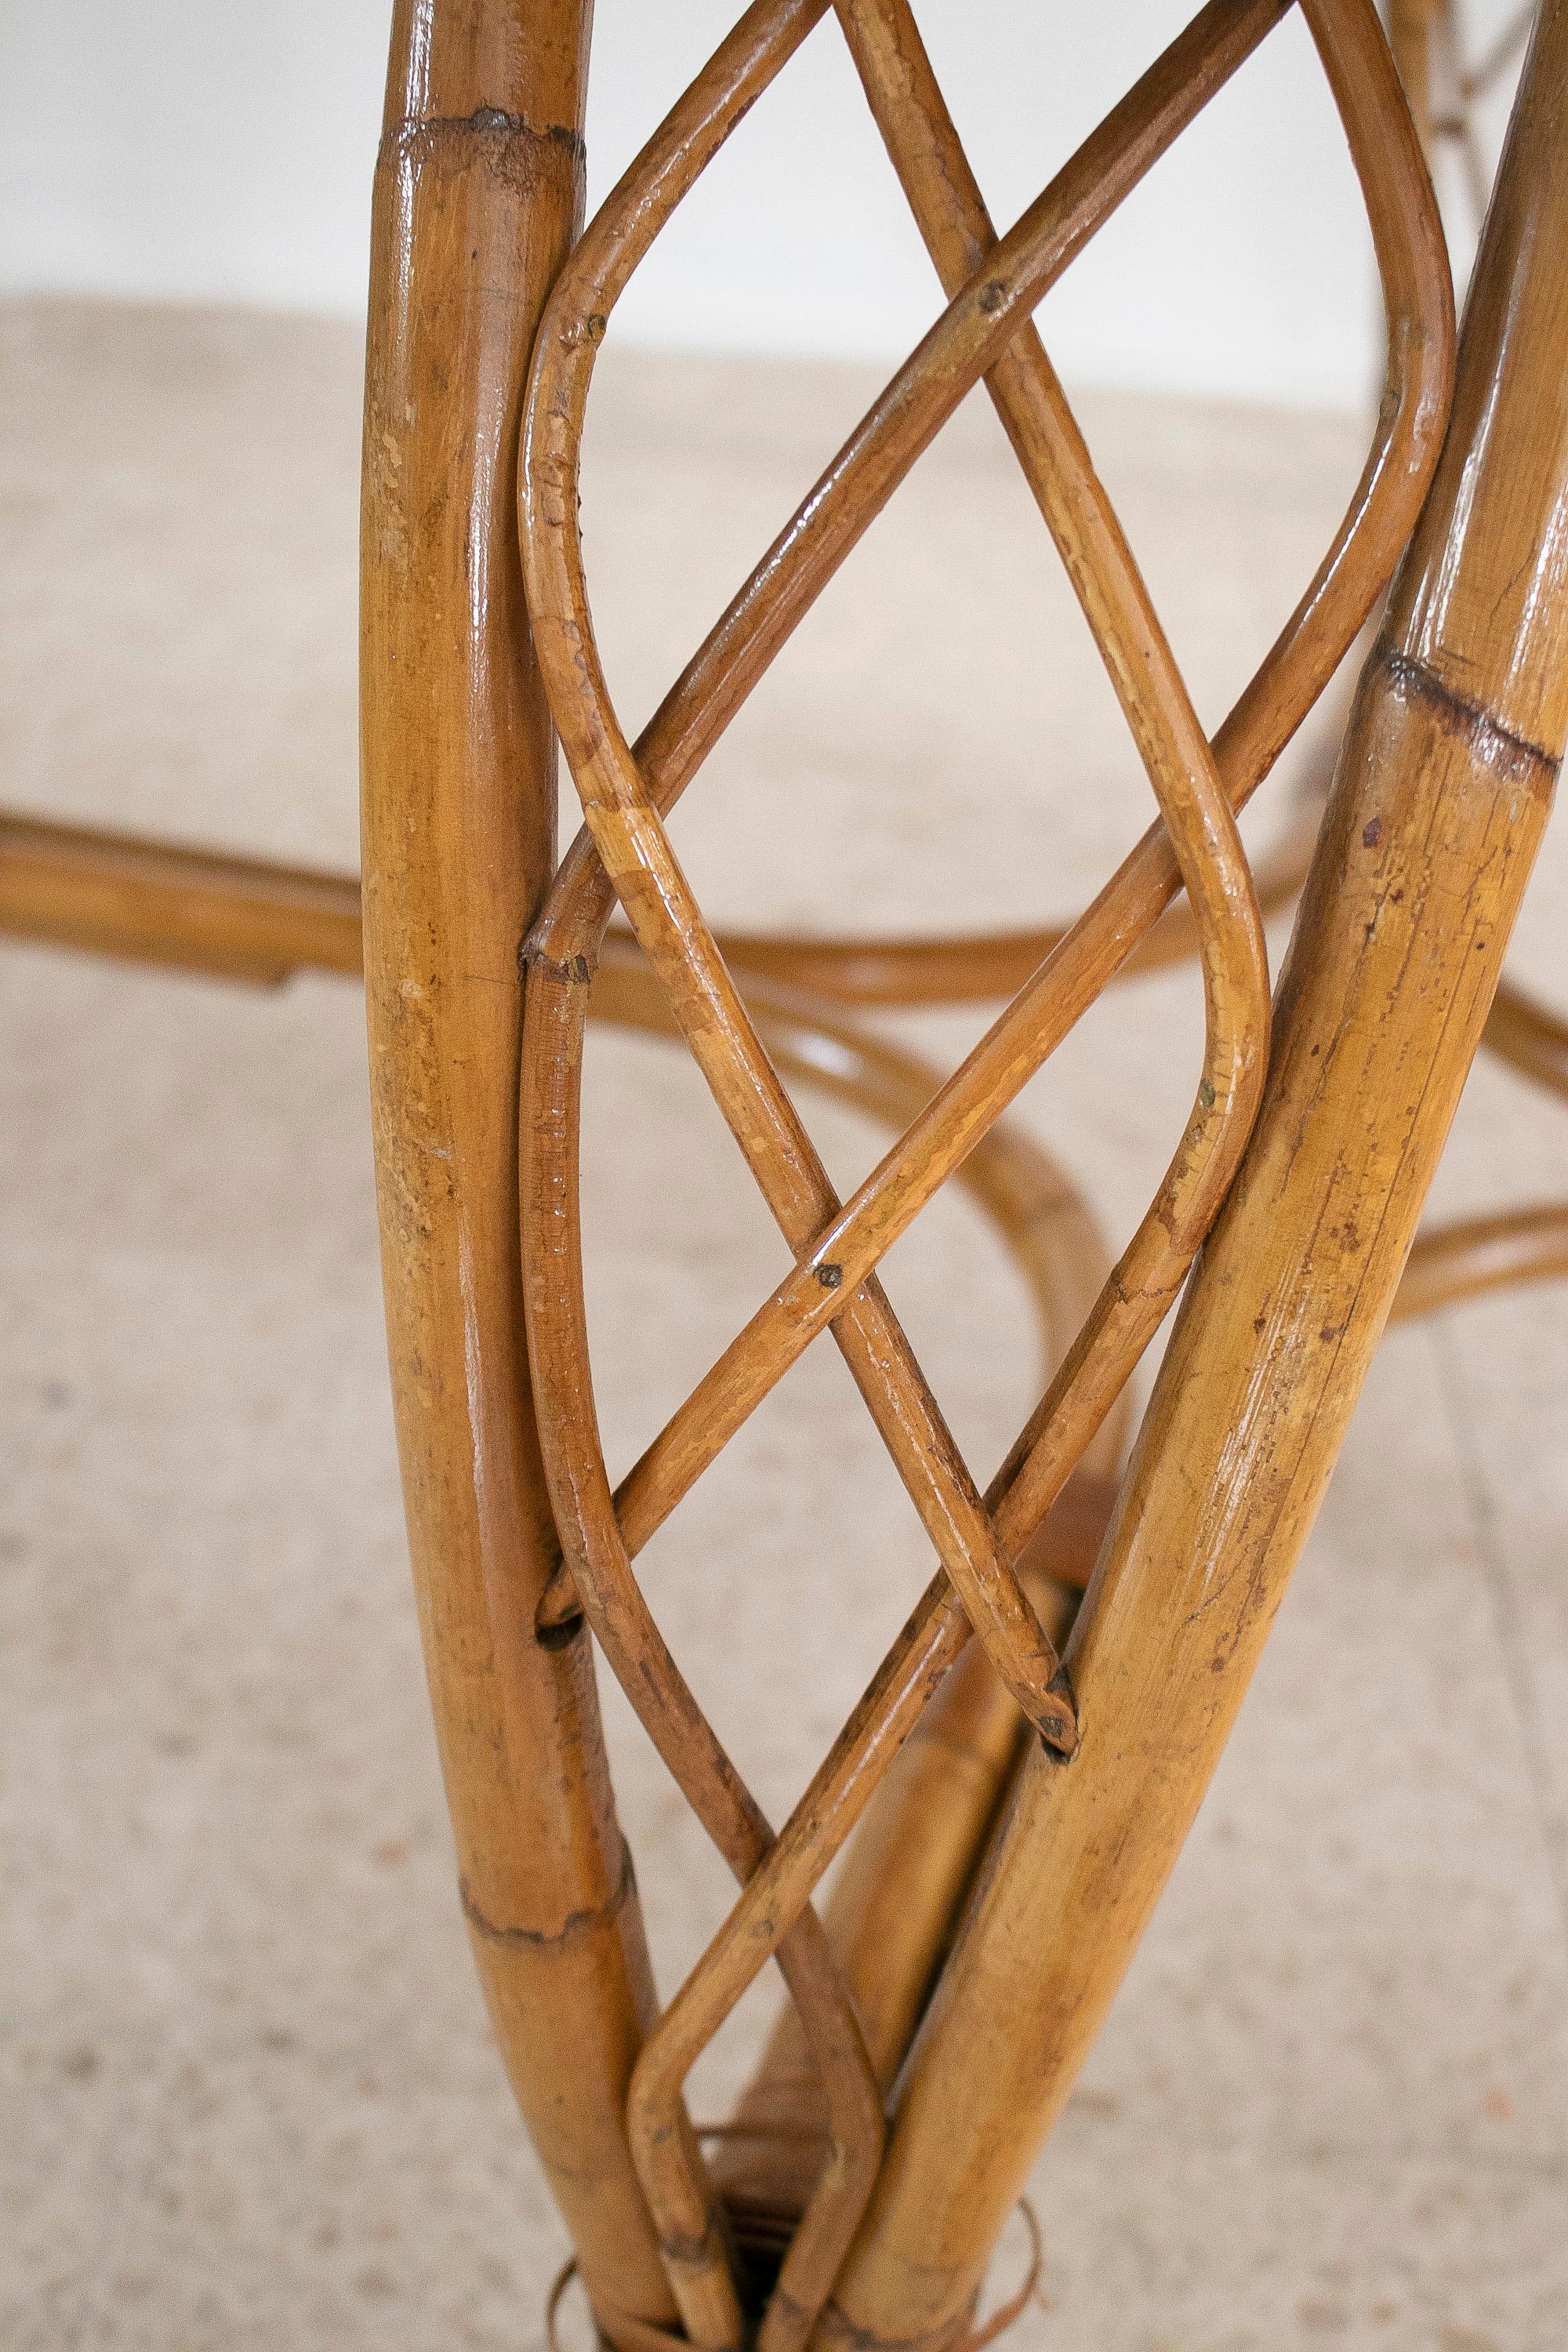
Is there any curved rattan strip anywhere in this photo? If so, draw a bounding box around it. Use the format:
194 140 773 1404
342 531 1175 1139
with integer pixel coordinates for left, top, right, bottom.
528 948 1124 2346
520 951 884 2352
538 0 1450 1602
608 31 1449 2352
985 0 1452 1659
533 955 1124 1639
521 0 1300 1778
705 783 1324 1007
529 0 1296 979
521 0 1457 2333
517 24 913 2335
524 0 1448 2314
522 49 1279 2307
587 0 1272 1619
818 0 1280 1708
539 956 1123 2296
510 38 1025 2332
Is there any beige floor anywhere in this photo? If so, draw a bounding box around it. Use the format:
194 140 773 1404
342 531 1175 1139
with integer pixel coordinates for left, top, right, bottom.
2 296 1566 2352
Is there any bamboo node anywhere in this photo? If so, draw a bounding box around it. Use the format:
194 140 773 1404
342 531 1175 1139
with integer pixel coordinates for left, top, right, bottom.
1381 646 1559 787
458 1840 636 1951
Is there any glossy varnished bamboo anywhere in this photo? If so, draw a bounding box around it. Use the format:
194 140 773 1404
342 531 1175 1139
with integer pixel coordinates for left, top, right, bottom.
816 9 1568 2343
358 7 681 2345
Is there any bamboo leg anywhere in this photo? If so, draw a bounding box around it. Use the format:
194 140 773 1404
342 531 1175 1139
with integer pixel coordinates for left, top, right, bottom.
359 5 678 2342
817 5 1568 2342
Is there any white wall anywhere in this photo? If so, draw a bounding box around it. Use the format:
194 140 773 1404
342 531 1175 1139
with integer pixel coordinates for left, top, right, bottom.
0 4 390 319
0 2 1509 408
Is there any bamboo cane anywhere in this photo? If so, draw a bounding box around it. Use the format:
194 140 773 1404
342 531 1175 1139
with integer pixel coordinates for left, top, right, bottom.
359 8 681 2347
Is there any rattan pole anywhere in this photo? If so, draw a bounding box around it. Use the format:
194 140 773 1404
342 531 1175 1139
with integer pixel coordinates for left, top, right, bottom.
819 5 1568 2342
359 7 677 2344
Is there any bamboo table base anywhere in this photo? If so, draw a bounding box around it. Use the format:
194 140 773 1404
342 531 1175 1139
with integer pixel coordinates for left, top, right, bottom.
5 1 1568 2347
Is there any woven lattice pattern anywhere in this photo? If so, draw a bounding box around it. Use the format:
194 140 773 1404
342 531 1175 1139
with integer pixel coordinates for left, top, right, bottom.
511 5 1450 2347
